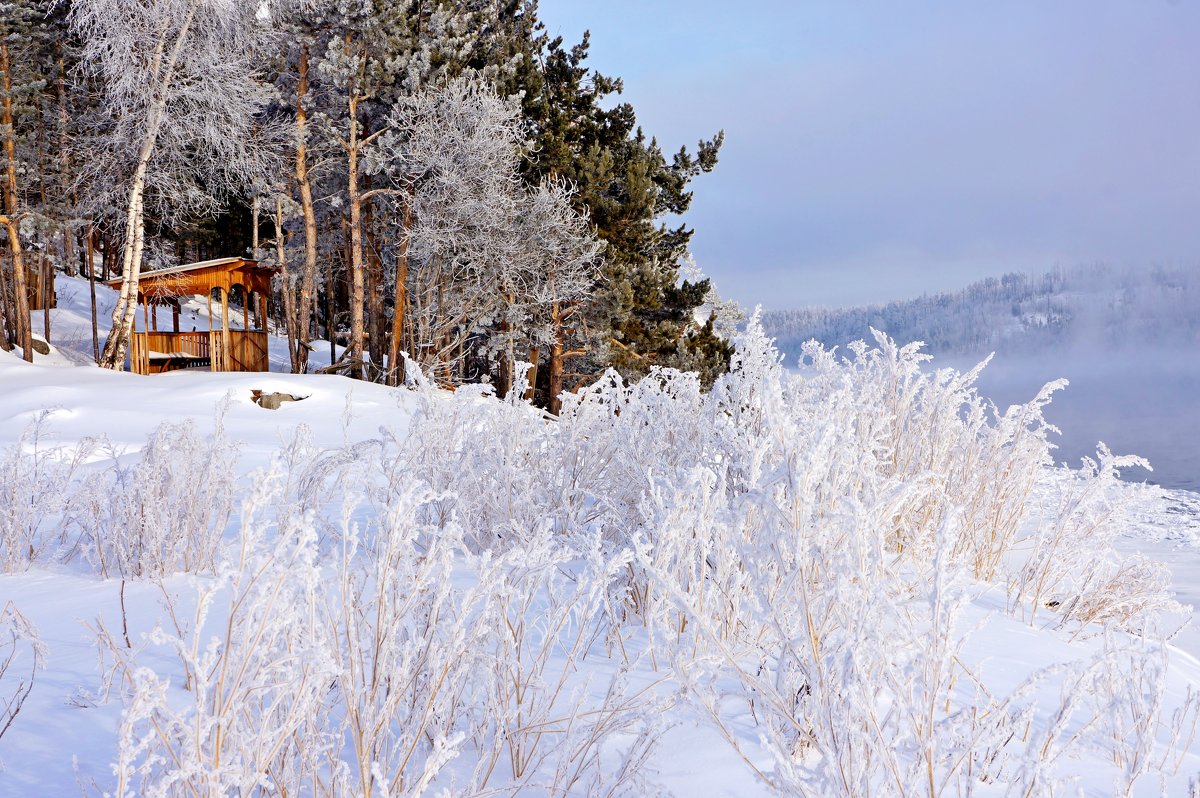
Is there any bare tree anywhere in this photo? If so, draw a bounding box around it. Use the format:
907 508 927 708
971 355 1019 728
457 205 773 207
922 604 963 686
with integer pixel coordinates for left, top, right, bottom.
72 0 278 369
373 77 525 385
515 180 602 413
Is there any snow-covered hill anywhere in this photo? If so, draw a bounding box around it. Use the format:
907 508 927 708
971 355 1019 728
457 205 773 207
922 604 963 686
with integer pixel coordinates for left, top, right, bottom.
4 294 1200 794
762 264 1200 357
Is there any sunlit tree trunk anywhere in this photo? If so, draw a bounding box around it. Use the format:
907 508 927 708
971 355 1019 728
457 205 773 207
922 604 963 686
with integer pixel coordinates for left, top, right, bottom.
294 43 318 374
1 41 32 361
99 0 202 369
386 196 411 386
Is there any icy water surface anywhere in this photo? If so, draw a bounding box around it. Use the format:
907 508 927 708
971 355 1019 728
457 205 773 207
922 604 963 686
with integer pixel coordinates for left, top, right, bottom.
949 348 1200 492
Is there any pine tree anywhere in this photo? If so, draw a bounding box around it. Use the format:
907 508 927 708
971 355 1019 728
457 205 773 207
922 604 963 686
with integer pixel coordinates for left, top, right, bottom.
496 9 731 388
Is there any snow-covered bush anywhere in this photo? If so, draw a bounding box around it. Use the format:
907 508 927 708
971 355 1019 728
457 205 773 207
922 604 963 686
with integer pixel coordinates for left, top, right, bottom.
0 412 99 571
464 535 664 796
1010 444 1183 634
81 315 1188 795
0 601 44 745
97 467 336 797
321 482 484 797
85 412 238 577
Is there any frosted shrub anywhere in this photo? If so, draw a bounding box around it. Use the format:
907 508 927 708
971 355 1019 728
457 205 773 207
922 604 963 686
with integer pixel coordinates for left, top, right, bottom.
0 601 44 745
1008 444 1182 632
99 467 337 798
0 413 99 571
397 380 562 551
323 483 485 797
466 536 664 796
88 412 238 577
83 318 1190 796
602 317 1187 794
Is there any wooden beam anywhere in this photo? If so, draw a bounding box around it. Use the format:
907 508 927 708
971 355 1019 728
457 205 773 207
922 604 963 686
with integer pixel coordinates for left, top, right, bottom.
208 290 215 372
221 287 230 371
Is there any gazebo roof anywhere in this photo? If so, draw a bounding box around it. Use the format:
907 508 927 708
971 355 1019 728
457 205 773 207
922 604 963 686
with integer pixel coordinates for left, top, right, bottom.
104 257 276 302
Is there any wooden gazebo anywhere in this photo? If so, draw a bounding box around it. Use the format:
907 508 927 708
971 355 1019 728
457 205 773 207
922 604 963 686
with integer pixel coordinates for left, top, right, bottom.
105 257 275 375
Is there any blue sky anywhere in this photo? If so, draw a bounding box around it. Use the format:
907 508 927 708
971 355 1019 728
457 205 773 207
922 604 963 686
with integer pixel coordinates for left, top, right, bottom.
537 2 1200 309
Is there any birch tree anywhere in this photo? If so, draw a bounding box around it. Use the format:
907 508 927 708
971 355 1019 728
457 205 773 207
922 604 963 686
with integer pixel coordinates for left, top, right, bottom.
72 0 278 369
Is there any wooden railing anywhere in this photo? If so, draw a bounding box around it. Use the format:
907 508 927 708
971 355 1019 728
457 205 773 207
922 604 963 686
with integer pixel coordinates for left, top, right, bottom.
129 330 267 374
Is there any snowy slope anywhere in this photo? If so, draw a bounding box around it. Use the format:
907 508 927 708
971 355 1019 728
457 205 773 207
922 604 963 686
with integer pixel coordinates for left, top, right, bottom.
2 283 1200 796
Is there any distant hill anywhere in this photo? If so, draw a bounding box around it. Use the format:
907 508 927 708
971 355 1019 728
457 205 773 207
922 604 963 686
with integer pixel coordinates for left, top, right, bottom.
762 264 1200 360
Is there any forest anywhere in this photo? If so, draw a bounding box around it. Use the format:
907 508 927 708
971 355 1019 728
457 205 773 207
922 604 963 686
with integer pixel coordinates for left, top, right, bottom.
764 264 1200 362
0 0 732 410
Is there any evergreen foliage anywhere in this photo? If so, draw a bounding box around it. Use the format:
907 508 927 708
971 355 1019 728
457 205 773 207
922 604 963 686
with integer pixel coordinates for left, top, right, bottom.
499 20 730 384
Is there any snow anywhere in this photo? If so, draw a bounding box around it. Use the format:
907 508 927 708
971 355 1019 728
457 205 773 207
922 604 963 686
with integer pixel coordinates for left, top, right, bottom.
3 281 1200 796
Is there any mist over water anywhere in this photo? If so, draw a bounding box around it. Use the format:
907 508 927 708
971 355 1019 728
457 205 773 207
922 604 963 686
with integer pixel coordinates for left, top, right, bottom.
947 348 1200 492
767 265 1200 492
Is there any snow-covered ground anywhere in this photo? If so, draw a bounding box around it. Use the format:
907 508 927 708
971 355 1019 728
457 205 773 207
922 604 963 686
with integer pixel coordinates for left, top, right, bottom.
2 280 1200 796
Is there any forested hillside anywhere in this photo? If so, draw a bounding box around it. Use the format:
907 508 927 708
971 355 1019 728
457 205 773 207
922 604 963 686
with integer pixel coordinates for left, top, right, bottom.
763 264 1200 360
0 0 731 407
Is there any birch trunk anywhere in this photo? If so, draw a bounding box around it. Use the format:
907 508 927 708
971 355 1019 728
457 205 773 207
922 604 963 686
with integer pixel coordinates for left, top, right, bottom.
99 0 201 369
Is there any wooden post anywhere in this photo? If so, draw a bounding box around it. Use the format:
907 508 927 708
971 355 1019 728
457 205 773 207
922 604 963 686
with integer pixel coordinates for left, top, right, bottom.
208 289 216 372
258 292 266 333
172 301 180 333
221 286 230 371
150 299 158 331
242 289 249 331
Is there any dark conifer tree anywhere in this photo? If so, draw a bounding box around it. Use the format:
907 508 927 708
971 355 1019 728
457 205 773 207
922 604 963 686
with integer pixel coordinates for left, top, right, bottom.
494 8 731 387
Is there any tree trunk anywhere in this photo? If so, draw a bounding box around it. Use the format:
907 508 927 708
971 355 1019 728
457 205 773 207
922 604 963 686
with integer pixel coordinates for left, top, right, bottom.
0 248 13 351
250 195 260 259
274 195 301 372
524 347 538 402
88 225 98 361
56 52 76 278
100 166 149 369
387 195 411 386
100 0 201 370
1 42 33 361
547 301 565 416
327 227 336 365
346 90 366 381
294 43 318 374
364 186 384 380
41 255 50 341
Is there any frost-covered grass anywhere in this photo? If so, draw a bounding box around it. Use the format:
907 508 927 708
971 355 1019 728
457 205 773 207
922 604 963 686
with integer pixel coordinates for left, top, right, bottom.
0 312 1198 796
